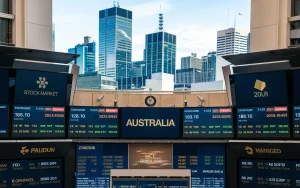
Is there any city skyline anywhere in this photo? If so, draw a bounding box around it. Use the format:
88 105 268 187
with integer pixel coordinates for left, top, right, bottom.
53 0 250 69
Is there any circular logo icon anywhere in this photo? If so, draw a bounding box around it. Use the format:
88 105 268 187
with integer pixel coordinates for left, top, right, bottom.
145 96 156 107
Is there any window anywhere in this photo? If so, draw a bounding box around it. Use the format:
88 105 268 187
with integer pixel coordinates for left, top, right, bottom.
292 0 300 16
0 0 11 14
0 18 12 44
291 21 300 30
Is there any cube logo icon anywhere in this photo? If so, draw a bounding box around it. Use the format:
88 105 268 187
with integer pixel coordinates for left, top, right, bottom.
254 79 266 91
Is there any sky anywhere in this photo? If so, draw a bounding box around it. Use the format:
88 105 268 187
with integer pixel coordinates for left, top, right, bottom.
53 0 250 69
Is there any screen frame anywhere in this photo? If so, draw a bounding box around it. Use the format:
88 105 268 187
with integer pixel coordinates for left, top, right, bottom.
67 106 119 139
120 107 182 139
11 104 67 139
229 70 292 107
13 69 71 106
182 107 235 139
235 105 292 140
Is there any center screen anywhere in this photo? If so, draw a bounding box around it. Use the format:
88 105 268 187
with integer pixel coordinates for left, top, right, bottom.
12 105 65 138
239 159 300 188
237 106 290 139
68 107 118 138
0 158 62 188
121 108 180 139
183 107 233 138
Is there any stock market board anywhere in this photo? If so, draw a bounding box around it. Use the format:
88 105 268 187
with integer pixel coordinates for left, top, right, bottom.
69 107 119 138
0 105 8 138
0 159 62 188
237 106 290 139
239 159 300 188
183 108 233 138
173 144 225 188
12 105 65 138
76 144 128 188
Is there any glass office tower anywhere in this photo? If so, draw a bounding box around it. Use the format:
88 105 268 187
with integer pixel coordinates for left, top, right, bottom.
145 32 176 78
99 7 132 80
68 36 96 74
201 51 217 82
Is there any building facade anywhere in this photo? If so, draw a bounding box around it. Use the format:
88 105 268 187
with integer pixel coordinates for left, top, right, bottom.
217 28 248 56
131 61 146 77
68 36 96 75
176 68 203 84
99 6 132 80
202 51 217 82
0 0 53 50
248 0 300 52
181 53 202 69
145 31 176 78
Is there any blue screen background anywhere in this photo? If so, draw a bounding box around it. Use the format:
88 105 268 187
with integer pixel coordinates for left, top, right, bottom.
0 159 62 188
0 68 9 103
121 108 180 138
0 105 9 138
14 70 67 106
235 71 288 106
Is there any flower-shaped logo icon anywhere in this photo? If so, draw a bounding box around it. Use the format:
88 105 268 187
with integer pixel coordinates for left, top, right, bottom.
36 77 48 89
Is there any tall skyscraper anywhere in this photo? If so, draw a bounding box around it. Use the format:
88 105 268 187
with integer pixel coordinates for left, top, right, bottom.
181 53 202 69
202 51 217 82
52 24 55 51
145 12 176 78
247 33 250 53
216 28 248 56
68 36 96 75
99 4 132 80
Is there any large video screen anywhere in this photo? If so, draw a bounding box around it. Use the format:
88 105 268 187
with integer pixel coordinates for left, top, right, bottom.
0 68 9 103
239 159 300 188
14 70 67 106
0 104 9 138
12 105 65 138
69 107 119 138
76 144 128 188
237 106 290 139
293 106 300 138
0 158 63 188
173 144 225 188
121 108 180 138
183 108 233 138
294 70 300 105
234 71 288 106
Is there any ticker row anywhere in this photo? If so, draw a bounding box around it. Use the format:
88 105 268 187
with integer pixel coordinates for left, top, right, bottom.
2 105 300 139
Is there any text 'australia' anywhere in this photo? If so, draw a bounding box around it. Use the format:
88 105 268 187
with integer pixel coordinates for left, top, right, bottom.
126 119 175 127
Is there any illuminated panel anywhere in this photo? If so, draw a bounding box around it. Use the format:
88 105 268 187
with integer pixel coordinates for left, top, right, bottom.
76 144 128 188
112 178 137 188
121 108 180 139
183 107 233 138
239 159 300 188
138 179 163 188
0 159 62 188
234 71 288 106
0 105 9 138
69 107 118 138
163 179 189 188
293 106 300 138
0 68 9 103
173 144 225 188
237 106 290 139
12 105 65 138
14 70 67 106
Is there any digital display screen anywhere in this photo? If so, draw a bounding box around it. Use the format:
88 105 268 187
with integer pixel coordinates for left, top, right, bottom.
234 71 288 106
293 70 300 105
112 179 137 188
239 159 300 188
237 106 290 139
0 159 62 188
0 68 9 103
121 108 180 138
12 105 65 138
69 107 118 138
138 179 163 188
183 107 233 138
173 144 225 188
293 106 300 138
164 179 189 188
0 105 9 138
14 70 67 106
76 144 128 188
